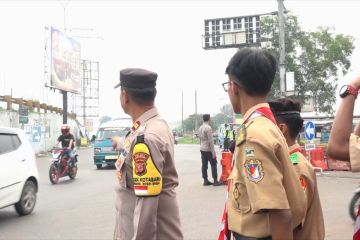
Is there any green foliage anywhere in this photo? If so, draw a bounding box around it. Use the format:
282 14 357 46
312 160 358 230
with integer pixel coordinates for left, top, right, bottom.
261 14 354 114
178 135 200 144
182 114 202 132
182 104 234 132
99 115 112 125
211 104 234 129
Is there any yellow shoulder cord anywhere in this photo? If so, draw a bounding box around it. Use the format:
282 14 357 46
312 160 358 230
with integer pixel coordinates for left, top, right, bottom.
132 135 163 196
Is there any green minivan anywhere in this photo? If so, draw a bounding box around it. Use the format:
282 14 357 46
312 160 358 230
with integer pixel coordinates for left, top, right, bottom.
93 118 132 169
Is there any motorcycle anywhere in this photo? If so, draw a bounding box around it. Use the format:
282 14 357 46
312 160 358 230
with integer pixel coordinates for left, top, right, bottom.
49 148 78 184
349 187 360 221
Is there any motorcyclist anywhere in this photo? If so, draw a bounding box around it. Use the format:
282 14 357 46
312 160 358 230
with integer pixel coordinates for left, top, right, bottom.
56 124 76 165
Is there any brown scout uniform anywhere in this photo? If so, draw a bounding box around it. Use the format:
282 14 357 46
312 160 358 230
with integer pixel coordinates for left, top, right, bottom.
350 133 360 171
290 144 325 240
227 103 306 238
114 107 183 240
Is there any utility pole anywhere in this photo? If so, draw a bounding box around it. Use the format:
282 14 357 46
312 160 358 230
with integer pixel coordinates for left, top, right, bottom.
194 90 198 131
82 60 86 126
181 90 184 134
278 0 286 96
61 0 71 124
63 0 71 33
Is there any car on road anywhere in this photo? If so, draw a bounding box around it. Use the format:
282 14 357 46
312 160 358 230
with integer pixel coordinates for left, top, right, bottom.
93 118 132 169
0 127 39 216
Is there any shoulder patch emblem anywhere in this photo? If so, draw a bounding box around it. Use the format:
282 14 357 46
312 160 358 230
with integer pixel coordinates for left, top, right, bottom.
133 152 149 176
132 140 163 196
244 159 264 183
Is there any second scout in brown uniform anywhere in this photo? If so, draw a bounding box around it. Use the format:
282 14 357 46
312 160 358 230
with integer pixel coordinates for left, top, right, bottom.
113 68 183 240
269 98 325 240
221 48 306 240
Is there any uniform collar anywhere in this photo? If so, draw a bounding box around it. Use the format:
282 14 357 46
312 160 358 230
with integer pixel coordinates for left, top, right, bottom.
288 143 301 153
242 103 270 123
131 107 159 132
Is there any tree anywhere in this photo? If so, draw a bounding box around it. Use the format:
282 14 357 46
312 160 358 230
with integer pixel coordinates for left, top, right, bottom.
212 104 234 128
181 104 234 133
261 14 354 114
183 114 203 132
99 115 112 125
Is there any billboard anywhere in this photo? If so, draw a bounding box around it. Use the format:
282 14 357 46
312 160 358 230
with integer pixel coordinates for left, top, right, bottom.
50 27 81 93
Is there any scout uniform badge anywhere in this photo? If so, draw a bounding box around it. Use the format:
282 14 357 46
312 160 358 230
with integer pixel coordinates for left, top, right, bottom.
244 159 264 183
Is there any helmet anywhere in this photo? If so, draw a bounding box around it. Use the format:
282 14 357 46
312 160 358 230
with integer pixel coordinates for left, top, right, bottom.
61 124 71 135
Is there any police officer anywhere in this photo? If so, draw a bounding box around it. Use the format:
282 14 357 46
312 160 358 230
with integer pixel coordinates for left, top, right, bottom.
219 48 306 240
198 114 220 186
112 68 183 240
269 98 325 240
224 124 235 151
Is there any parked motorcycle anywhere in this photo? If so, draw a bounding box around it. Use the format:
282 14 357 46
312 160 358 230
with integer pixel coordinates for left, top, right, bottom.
349 187 360 221
49 148 78 184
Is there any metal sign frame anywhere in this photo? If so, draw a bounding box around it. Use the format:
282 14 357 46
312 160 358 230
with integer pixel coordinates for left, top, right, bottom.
202 14 263 50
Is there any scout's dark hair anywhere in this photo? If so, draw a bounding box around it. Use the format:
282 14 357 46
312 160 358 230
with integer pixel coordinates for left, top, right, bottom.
225 48 277 96
203 114 210 122
268 98 303 139
125 87 157 106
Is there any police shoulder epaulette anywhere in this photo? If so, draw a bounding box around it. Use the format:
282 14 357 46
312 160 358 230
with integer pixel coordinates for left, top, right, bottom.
132 134 163 197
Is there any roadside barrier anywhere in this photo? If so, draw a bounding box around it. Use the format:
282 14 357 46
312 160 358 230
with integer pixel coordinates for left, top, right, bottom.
220 151 232 184
310 147 329 171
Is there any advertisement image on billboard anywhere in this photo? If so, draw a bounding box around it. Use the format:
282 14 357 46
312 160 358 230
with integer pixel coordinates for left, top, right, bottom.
50 27 81 93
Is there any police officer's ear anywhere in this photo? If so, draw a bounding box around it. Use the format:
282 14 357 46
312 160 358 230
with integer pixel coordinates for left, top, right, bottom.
120 88 131 104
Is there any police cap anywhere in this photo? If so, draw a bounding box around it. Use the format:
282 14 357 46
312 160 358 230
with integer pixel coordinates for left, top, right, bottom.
114 68 157 90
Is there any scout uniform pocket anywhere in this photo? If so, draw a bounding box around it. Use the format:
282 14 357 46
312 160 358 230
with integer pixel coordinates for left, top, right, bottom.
230 179 251 214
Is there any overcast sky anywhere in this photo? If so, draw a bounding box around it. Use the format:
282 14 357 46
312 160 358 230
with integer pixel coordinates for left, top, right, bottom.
0 0 359 126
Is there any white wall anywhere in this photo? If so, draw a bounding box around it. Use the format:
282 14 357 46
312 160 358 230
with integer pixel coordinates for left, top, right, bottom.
0 111 80 154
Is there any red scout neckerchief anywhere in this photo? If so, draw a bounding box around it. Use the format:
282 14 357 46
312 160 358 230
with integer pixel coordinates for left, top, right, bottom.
255 107 277 125
218 106 276 240
289 147 301 155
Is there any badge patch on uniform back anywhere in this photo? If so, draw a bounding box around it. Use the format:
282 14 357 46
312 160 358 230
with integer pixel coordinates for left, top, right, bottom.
244 159 264 183
132 137 163 196
133 152 149 176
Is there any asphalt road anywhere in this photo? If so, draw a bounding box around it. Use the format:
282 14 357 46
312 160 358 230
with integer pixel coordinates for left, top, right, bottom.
0 144 358 240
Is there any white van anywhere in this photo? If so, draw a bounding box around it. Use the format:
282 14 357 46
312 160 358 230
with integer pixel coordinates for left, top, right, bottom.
0 127 39 216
